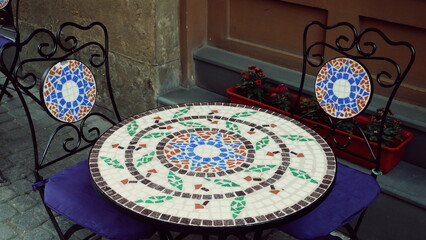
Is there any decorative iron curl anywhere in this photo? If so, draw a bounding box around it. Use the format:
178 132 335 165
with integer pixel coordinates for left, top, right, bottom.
356 28 415 88
55 21 107 68
304 21 358 68
80 112 117 144
40 123 82 167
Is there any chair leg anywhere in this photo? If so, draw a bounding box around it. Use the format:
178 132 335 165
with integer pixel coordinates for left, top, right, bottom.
0 83 13 101
0 170 8 183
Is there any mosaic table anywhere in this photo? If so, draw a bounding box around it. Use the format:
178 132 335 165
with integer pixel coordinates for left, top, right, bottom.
89 103 336 233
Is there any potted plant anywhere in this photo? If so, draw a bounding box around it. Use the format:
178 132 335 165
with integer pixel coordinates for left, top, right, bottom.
226 66 414 173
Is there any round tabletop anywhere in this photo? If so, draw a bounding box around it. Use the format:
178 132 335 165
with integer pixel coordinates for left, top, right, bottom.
89 103 336 231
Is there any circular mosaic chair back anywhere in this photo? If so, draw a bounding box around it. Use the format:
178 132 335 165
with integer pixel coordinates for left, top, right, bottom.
315 57 372 119
0 0 9 9
41 59 97 123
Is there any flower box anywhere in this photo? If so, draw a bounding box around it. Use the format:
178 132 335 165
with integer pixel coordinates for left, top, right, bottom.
227 85 414 173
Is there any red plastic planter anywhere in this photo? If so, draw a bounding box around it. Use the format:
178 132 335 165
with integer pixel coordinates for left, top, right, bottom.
226 86 414 173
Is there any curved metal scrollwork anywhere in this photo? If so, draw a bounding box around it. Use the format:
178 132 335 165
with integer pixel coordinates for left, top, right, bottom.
80 112 116 144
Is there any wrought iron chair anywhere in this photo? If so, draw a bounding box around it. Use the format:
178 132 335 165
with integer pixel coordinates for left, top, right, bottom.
0 0 20 101
277 21 415 239
1 21 156 239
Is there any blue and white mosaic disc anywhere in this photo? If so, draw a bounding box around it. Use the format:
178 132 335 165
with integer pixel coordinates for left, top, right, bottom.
0 0 9 9
41 60 96 122
315 58 371 119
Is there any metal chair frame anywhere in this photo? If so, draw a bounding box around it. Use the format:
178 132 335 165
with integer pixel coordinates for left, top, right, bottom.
0 0 20 102
2 21 123 239
290 21 415 239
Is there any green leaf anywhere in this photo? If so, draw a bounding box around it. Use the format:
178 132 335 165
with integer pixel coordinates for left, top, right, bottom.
136 151 155 167
289 167 318 184
281 135 314 142
255 136 269 150
168 171 183 190
142 132 170 138
173 107 190 118
178 122 206 128
230 196 246 219
213 179 240 187
135 196 174 204
225 121 241 133
127 121 139 136
231 111 257 118
244 165 277 172
101 157 124 169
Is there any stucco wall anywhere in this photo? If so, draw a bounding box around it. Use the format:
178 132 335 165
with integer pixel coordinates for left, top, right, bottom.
18 0 181 118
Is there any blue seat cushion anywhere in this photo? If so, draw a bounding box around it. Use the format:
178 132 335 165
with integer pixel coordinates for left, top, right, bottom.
278 163 381 239
44 160 155 240
0 35 12 47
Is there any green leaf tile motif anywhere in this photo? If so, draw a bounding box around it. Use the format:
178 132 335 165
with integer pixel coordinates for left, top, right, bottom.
178 122 206 128
225 121 241 133
101 157 124 169
136 151 155 167
256 136 269 150
281 135 314 142
168 171 183 190
289 167 318 183
244 165 277 172
230 196 246 219
142 132 171 138
135 196 174 204
231 111 257 118
173 107 190 118
212 179 240 187
127 121 139 136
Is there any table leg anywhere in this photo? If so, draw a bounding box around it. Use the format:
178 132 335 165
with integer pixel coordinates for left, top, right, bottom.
253 230 263 240
158 230 169 240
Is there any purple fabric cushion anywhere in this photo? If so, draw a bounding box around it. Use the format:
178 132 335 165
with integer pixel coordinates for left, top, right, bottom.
278 163 381 239
44 160 155 240
0 36 12 47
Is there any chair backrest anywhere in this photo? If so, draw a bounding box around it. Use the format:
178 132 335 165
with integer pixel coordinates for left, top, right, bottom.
1 21 122 182
293 21 415 174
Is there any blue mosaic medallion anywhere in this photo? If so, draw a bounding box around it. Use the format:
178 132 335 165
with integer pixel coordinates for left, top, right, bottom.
42 60 96 122
166 131 247 172
315 58 371 119
0 0 9 9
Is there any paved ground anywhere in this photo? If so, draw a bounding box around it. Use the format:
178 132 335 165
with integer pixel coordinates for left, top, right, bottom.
0 76 300 240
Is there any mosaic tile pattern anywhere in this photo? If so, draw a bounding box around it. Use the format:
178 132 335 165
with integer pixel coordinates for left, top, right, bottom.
41 60 96 122
315 58 371 119
0 0 9 9
89 103 336 228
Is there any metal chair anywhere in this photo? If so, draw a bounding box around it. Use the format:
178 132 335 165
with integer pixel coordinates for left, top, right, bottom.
1 21 156 239
277 21 415 239
0 0 20 101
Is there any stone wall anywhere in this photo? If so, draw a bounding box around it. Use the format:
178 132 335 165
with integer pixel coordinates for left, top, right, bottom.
18 0 181 118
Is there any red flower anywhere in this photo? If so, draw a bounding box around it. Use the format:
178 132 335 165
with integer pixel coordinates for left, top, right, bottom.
269 87 278 93
269 93 278 99
248 65 256 70
243 74 250 79
240 71 246 75
277 84 288 93
255 79 262 86
254 67 261 72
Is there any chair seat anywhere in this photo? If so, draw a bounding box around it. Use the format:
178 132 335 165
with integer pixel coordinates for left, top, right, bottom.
44 160 155 240
278 163 381 239
0 35 12 47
